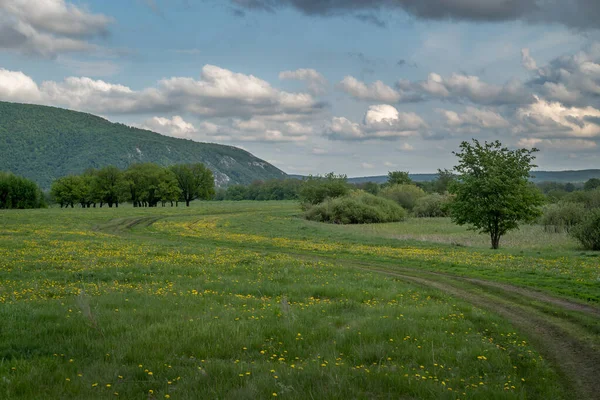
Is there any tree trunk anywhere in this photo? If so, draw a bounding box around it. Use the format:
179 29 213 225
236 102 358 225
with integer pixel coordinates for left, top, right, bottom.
186 200 190 207
490 232 500 249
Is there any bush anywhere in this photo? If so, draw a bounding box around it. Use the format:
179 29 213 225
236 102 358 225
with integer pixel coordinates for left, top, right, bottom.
379 184 425 210
413 193 452 217
305 191 406 224
563 189 600 209
570 209 600 250
540 202 586 233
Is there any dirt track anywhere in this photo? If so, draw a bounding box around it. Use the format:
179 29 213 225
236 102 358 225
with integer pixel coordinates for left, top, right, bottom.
355 265 600 400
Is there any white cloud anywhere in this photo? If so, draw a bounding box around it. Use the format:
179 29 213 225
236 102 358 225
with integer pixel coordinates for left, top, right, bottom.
417 73 533 105
384 161 399 167
515 96 600 138
521 48 538 71
438 106 510 132
338 76 401 103
279 68 328 95
531 42 600 107
0 0 112 57
397 143 414 151
312 147 328 155
518 138 597 151
141 116 198 139
0 65 323 119
195 116 315 143
361 162 375 169
0 68 42 103
326 104 427 141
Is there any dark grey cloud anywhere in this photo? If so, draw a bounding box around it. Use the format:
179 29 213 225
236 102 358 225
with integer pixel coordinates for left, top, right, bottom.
527 43 600 108
585 116 600 126
230 0 600 30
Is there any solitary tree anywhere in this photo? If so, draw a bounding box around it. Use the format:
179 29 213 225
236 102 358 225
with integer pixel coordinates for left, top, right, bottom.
170 163 215 206
449 140 544 249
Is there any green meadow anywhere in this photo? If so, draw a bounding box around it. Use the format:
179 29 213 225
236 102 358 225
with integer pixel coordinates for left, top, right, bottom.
1 201 598 399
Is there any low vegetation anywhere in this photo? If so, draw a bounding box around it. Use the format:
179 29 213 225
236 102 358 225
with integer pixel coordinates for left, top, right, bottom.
3 201 598 399
570 208 600 250
304 191 406 224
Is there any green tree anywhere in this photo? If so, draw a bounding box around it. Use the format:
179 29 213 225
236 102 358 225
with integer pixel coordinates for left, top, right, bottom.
156 169 182 206
170 163 215 206
0 172 46 209
380 184 425 211
93 166 127 208
50 175 81 208
433 169 455 194
584 178 600 191
299 173 349 209
124 163 165 207
386 171 412 186
449 140 544 249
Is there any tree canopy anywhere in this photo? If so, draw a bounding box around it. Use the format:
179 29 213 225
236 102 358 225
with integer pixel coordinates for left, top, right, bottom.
170 163 215 207
449 140 544 249
0 172 46 209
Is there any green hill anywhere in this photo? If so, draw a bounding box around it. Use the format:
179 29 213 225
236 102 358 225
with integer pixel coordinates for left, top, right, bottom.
0 101 286 189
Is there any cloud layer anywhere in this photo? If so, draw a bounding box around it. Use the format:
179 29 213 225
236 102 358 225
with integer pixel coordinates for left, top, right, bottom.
0 0 112 57
231 0 600 30
0 64 325 120
326 104 427 141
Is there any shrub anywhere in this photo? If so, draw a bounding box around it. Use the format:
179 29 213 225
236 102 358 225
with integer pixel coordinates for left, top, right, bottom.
413 193 452 217
379 184 425 210
540 202 586 233
305 191 406 224
563 189 600 209
570 209 600 250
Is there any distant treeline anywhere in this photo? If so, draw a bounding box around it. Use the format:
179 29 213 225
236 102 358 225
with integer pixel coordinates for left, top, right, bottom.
0 172 46 209
50 163 214 208
215 172 600 205
215 179 302 201
214 170 456 202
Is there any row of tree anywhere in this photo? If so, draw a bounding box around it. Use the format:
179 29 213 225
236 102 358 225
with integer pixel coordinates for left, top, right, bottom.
0 172 46 209
51 163 214 208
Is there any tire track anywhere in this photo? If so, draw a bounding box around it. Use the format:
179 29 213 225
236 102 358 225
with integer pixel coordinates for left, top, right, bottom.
356 265 600 400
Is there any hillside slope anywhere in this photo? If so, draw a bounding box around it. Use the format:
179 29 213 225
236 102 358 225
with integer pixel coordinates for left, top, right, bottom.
0 101 286 188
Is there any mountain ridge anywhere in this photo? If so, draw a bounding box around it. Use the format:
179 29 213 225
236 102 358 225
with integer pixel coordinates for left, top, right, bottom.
0 101 286 189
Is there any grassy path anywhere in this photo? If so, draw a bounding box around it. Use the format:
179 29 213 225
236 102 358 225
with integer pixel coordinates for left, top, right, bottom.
350 266 600 400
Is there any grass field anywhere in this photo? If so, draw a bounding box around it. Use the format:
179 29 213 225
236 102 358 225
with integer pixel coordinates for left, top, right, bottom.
1 201 599 399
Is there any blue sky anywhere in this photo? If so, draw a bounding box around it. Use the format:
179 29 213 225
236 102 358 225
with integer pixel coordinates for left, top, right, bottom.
1 0 600 175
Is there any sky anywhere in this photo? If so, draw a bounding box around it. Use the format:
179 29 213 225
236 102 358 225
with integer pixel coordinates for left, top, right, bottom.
1 1 600 176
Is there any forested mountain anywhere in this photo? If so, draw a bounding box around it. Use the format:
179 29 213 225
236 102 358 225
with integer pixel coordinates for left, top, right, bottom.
0 101 286 189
